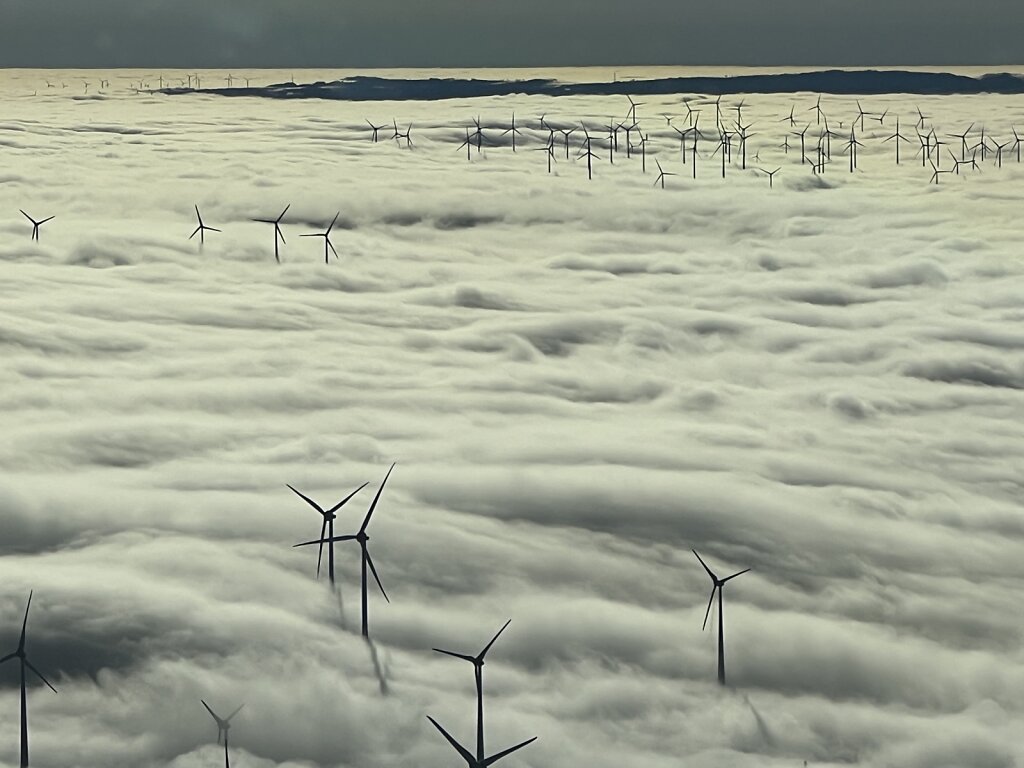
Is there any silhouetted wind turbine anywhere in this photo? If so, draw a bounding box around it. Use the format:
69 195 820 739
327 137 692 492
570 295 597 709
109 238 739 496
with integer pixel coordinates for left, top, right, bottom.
626 95 643 123
654 159 675 189
759 167 781 189
201 700 243 768
779 104 797 127
534 133 556 173
289 481 367 586
427 716 536 768
300 212 342 264
854 100 872 131
809 95 824 125
1011 127 1022 163
20 211 54 242
366 120 388 143
915 105 929 129
794 124 809 165
991 136 1009 168
458 127 475 162
1 592 57 768
693 550 749 686
930 159 950 185
434 620 511 761
296 463 396 636
501 114 523 152
884 118 910 165
252 205 289 263
189 205 220 246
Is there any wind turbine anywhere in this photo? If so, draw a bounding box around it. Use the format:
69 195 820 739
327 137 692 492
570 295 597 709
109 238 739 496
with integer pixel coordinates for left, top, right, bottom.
295 463 396 636
201 700 243 768
808 94 824 125
759 167 781 189
883 117 911 165
1 592 57 768
427 717 536 768
366 120 387 143
20 211 54 242
252 205 289 263
300 212 342 264
189 205 221 246
288 481 367 587
501 113 523 152
692 550 749 686
654 159 676 189
434 620 512 762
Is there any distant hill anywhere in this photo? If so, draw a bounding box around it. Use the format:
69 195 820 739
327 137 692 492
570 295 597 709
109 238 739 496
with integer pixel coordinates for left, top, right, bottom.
165 70 1024 101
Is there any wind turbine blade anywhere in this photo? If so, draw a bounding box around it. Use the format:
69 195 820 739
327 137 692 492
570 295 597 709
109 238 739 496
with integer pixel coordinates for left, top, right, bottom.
207 227 221 233
327 212 340 234
316 517 327 579
483 737 539 766
276 204 290 222
293 534 357 548
701 587 716 631
25 659 57 693
0 652 15 664
721 568 751 583
692 550 718 581
189 226 201 240
226 703 244 721
365 550 389 603
433 648 477 663
286 485 326 515
427 717 476 763
201 699 221 722
327 240 339 258
360 463 395 534
20 591 32 648
327 483 368 514
39 216 55 225
479 618 512 659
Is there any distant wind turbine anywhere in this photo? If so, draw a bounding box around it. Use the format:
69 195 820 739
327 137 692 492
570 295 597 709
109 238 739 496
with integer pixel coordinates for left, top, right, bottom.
1 592 57 768
201 700 243 768
300 212 342 264
693 550 749 686
288 480 367 586
434 620 512 762
295 463 396 636
20 211 54 242
252 205 289 263
189 205 221 246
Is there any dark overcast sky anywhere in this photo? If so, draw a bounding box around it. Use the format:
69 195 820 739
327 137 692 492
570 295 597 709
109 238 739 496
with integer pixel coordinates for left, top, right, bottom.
0 0 1021 68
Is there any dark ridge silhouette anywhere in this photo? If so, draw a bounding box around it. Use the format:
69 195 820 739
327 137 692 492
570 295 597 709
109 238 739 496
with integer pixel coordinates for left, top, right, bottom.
163 70 1024 102
434 619 512 761
1 592 57 768
201 700 243 768
295 463 396 637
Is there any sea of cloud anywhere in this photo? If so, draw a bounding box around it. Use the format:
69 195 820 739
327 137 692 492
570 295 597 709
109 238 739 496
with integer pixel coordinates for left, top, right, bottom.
0 68 1022 768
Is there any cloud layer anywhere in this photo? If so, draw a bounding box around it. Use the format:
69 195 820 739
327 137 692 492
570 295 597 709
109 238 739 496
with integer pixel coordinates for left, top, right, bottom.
0 70 1023 768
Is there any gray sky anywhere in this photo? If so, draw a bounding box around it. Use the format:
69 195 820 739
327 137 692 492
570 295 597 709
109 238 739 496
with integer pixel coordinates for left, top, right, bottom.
0 0 1021 68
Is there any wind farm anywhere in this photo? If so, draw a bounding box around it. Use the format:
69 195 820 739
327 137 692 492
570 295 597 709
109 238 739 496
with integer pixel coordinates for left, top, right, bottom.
0 60 1023 768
